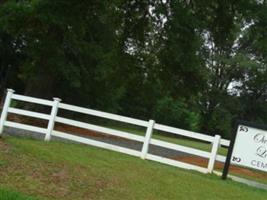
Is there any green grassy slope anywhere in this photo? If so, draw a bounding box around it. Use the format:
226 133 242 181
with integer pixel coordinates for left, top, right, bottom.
0 188 38 200
0 136 266 200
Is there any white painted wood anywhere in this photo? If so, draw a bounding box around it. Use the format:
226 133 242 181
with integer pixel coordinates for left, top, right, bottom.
4 121 47 134
8 107 50 120
55 116 145 142
146 154 208 174
52 130 141 157
1 90 233 175
154 123 214 143
220 139 230 147
45 98 61 141
141 120 155 159
207 135 221 173
12 94 53 106
58 103 148 127
216 154 226 163
150 138 211 158
0 89 14 134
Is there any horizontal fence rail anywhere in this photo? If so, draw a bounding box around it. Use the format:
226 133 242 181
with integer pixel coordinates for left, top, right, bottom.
154 123 214 143
0 89 230 174
55 116 145 142
220 139 230 147
150 138 211 159
4 121 47 134
216 155 227 163
12 94 54 106
8 107 51 120
146 154 208 174
59 103 149 127
52 130 141 157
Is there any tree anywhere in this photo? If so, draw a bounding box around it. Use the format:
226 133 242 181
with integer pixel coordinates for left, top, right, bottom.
0 0 126 112
0 0 266 137
237 1 267 124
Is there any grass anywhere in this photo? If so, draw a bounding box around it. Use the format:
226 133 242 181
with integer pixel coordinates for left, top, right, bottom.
0 188 37 200
0 136 267 200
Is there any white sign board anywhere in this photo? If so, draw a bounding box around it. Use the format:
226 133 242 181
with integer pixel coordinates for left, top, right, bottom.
231 125 267 172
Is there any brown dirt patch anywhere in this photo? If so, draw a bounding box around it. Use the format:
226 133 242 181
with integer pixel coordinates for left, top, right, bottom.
55 123 110 138
7 114 47 128
171 155 267 182
0 137 11 153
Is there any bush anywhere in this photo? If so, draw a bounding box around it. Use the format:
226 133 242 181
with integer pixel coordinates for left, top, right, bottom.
153 96 200 131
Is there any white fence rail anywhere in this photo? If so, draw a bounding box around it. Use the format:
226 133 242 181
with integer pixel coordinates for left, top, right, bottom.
0 89 230 174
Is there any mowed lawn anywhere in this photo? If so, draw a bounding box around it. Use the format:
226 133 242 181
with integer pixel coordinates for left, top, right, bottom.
0 136 266 200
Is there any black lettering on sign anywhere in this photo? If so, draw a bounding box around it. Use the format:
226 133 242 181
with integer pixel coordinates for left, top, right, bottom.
239 126 248 132
256 146 267 158
232 157 241 163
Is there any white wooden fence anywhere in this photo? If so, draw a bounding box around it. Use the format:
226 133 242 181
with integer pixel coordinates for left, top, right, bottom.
0 89 230 174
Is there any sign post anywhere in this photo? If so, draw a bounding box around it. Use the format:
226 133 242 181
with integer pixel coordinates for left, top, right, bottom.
222 121 267 180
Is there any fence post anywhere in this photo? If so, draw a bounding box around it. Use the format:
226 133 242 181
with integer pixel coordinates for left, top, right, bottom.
141 119 155 159
0 89 14 135
44 97 61 141
207 134 221 173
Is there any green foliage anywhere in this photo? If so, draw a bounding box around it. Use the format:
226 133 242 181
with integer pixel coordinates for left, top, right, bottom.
0 188 38 200
154 96 200 131
0 0 266 138
157 1 206 97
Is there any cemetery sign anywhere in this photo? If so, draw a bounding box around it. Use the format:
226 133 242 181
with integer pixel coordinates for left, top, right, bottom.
222 121 267 179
